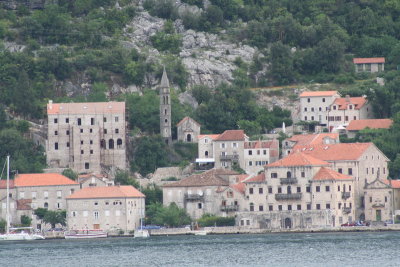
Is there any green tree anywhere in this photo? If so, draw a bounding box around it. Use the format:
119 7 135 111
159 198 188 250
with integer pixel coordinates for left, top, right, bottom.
141 183 163 206
152 203 191 227
269 42 294 85
87 82 108 102
237 119 261 136
197 214 235 227
43 210 66 229
114 170 140 188
0 219 5 233
62 169 78 181
20 215 32 227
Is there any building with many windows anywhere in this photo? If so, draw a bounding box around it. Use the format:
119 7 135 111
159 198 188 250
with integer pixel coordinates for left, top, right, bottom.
66 185 145 233
46 101 126 174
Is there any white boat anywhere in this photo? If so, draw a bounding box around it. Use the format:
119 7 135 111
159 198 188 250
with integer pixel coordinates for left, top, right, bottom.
0 156 45 241
64 229 108 239
134 218 150 238
192 230 208 236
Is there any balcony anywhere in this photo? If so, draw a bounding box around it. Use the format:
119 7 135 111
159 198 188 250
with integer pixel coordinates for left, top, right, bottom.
275 193 302 201
184 194 204 201
220 205 239 212
220 154 239 161
280 178 298 185
342 207 352 214
342 192 351 200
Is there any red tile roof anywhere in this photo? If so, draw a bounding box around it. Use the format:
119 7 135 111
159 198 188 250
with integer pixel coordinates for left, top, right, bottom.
287 133 339 150
244 173 266 183
267 152 329 167
0 180 15 189
14 173 79 187
67 185 144 199
176 116 201 127
47 102 125 115
353 57 385 64
198 134 220 140
313 167 352 181
299 91 338 97
333 97 367 110
295 143 373 161
230 183 246 194
163 169 232 187
17 199 32 210
383 179 400 189
215 130 247 141
244 139 278 149
346 119 393 131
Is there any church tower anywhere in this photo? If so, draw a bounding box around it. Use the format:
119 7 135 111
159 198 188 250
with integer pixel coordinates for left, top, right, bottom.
159 67 172 145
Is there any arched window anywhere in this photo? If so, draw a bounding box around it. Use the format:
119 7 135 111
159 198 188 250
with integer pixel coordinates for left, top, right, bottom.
205 151 209 158
109 139 114 149
165 119 168 124
44 202 48 209
117 138 123 148
100 139 106 149
287 171 292 178
186 134 192 142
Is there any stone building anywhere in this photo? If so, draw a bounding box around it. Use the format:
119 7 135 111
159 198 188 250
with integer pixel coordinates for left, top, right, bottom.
213 130 249 170
159 68 172 145
299 91 340 126
282 133 339 157
243 139 279 174
353 57 385 73
162 169 246 219
66 185 145 233
0 173 80 230
294 142 389 221
176 117 201 143
195 134 220 169
77 173 114 189
46 101 126 174
327 95 373 132
346 119 392 138
241 152 355 229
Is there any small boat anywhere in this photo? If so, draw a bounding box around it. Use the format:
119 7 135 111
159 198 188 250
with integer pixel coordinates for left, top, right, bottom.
64 229 107 239
134 218 150 238
192 230 208 236
0 156 45 241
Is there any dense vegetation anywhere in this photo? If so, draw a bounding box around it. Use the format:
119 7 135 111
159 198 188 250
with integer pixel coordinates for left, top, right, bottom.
1 1 400 176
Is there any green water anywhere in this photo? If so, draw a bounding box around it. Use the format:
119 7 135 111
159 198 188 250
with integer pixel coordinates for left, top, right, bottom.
1 232 399 266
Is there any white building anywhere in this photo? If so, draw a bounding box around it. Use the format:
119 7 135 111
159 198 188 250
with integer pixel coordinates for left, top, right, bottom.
299 91 340 126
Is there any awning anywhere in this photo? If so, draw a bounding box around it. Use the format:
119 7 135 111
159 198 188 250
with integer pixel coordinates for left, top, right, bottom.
195 158 215 163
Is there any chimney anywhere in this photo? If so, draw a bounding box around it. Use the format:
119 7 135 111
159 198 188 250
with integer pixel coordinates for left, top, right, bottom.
345 95 350 102
49 100 53 110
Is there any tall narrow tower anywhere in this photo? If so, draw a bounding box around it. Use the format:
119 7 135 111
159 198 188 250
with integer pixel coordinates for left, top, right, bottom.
159 67 172 145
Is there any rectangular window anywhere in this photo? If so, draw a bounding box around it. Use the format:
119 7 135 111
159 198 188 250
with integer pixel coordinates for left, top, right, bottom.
115 116 119 122
54 118 58 124
90 129 93 133
44 191 48 199
263 150 267 155
81 150 84 154
85 162 89 169
326 204 331 209
249 161 253 166
103 117 107 122
55 142 58 150
271 173 278 178
297 187 301 193
66 130 70 135
307 204 311 210
90 150 93 154
104 129 107 134
297 204 301 210
80 129 83 133
57 191 62 198
268 187 272 194
269 205 273 211
385 196 388 202
198 203 202 209
316 204 321 210
306 186 311 193
248 150 252 155
370 196 372 203
348 168 353 175
338 203 342 209
65 118 69 123
90 140 93 145
278 187 282 193
54 130 58 135
91 118 94 125
115 129 119 134
81 140 84 145
288 205 292 211
316 186 320 192
249 188 254 194
67 142 70 148
338 168 342 174
338 185 340 191
78 118 81 126
301 172 305 178
259 188 263 194
325 186 330 192
259 205 264 211
278 205 282 211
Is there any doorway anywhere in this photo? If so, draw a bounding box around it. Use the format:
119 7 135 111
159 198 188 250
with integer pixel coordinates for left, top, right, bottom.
284 218 292 229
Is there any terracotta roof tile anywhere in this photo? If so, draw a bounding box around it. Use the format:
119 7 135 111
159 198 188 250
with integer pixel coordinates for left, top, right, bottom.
17 199 32 210
299 91 338 97
14 173 79 187
313 167 352 181
287 133 339 150
67 185 144 199
163 169 231 187
267 152 329 167
47 102 125 115
353 57 385 64
244 139 278 149
383 179 400 189
333 97 367 110
347 119 393 131
245 173 266 183
294 143 373 161
176 116 201 127
215 130 247 141
0 180 15 189
198 134 220 140
230 183 246 194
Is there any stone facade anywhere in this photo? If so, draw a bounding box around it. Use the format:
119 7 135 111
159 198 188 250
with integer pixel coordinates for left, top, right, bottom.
243 140 279 174
213 130 248 170
176 117 201 143
66 186 145 233
46 101 126 174
159 69 172 145
299 91 340 126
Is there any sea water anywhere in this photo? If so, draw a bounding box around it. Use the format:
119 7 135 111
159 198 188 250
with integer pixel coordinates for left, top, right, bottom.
0 231 399 267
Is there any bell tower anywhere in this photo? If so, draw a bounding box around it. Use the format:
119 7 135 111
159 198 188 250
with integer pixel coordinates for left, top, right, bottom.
159 67 172 145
